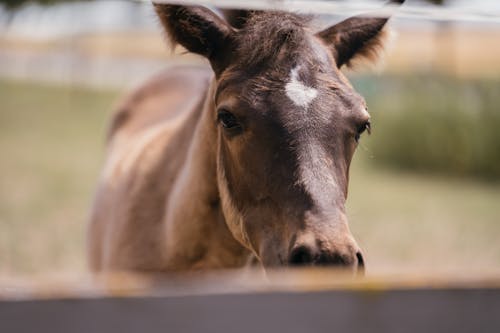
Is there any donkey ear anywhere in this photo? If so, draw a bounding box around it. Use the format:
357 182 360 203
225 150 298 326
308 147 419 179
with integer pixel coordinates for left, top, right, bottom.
220 9 262 29
316 0 404 68
154 4 234 74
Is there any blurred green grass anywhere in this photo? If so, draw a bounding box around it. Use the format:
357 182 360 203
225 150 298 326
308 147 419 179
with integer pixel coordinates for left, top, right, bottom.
0 79 118 275
348 155 500 273
0 78 499 276
353 75 500 180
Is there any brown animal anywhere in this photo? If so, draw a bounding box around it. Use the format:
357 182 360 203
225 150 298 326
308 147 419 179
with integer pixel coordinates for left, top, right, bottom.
88 1 405 273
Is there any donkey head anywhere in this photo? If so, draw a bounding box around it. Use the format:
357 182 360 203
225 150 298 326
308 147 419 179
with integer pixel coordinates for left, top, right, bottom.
155 1 403 273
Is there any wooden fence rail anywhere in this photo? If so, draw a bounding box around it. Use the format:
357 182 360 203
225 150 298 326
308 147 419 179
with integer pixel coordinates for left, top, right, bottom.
1 271 499 332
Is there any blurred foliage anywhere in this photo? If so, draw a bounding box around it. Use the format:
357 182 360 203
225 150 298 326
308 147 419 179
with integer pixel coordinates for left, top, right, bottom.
354 76 500 181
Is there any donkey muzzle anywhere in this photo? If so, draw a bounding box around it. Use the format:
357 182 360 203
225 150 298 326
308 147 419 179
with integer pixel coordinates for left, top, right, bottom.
288 239 365 275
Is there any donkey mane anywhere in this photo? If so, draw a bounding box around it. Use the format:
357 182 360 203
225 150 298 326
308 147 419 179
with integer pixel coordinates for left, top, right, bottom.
235 11 311 68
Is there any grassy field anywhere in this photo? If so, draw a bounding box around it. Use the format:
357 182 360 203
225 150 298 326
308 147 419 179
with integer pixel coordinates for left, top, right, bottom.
0 79 499 276
0 79 118 275
353 75 500 180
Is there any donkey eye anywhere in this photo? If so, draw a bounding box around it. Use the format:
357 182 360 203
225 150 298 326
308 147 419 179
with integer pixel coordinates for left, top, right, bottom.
217 109 241 130
355 120 371 143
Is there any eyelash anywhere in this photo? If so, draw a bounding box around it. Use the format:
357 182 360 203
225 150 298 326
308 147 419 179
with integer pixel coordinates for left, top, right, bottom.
355 120 371 143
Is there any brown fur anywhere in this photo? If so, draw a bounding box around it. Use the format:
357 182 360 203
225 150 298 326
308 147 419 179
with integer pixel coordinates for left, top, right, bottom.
317 16 391 68
88 2 404 273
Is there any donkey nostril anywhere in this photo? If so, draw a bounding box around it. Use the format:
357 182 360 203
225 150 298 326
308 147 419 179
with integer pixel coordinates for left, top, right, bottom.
289 246 314 266
356 252 365 275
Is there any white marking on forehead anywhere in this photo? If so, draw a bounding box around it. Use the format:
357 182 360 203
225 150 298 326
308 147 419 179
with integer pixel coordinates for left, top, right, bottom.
285 66 318 109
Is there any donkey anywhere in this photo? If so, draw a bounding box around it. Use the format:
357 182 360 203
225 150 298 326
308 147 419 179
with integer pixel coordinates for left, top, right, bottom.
88 1 404 274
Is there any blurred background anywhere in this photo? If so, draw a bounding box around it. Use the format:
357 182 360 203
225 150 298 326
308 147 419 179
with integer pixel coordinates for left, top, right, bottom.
0 0 499 277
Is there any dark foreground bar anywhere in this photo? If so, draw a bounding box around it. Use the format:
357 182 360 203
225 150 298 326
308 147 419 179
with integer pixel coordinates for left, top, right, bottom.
1 288 499 333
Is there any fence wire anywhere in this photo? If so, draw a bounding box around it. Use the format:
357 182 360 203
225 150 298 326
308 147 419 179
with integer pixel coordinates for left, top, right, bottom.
139 0 500 23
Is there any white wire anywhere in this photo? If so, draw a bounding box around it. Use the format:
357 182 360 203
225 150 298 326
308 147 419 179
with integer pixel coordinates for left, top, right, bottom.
135 0 500 23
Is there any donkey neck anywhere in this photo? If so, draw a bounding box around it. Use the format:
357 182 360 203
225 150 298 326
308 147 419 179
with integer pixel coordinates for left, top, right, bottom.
162 77 250 270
